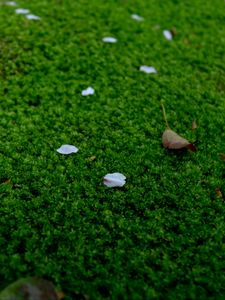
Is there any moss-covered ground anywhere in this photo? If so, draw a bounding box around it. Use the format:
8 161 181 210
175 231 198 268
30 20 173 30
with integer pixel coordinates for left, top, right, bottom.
0 0 225 299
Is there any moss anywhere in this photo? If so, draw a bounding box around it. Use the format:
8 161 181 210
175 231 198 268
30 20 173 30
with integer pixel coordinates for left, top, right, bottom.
0 0 225 299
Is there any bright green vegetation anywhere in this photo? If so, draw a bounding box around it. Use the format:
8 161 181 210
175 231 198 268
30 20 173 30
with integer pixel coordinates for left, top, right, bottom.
0 0 225 299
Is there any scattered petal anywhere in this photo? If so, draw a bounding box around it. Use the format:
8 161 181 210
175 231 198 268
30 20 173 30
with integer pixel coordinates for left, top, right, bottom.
163 30 173 40
131 14 144 21
26 14 41 20
102 37 117 43
81 86 94 96
140 65 157 74
192 120 197 130
162 129 196 151
103 173 126 187
4 1 17 6
57 145 78 155
15 8 29 14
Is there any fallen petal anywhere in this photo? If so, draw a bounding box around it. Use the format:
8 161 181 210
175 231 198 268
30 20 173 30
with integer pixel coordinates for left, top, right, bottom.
81 87 94 96
15 8 29 14
57 145 79 155
131 14 144 21
26 14 41 20
4 1 17 6
163 30 173 40
140 65 157 74
102 37 117 43
103 173 126 187
162 129 196 151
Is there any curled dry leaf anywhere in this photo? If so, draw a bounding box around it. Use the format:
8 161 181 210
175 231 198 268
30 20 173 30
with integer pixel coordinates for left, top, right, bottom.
215 188 222 198
87 155 96 161
57 291 65 300
73 291 90 300
162 129 196 152
0 277 62 300
219 153 225 161
3 179 11 185
161 103 196 152
192 120 197 130
170 27 177 36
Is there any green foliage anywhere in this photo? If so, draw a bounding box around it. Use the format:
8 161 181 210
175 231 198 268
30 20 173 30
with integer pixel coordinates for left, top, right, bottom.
0 0 225 299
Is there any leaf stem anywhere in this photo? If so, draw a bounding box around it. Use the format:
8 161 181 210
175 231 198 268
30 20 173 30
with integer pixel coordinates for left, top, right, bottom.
161 102 170 128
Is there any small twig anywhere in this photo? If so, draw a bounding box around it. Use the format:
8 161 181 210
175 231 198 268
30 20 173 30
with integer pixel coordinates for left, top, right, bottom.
161 102 170 128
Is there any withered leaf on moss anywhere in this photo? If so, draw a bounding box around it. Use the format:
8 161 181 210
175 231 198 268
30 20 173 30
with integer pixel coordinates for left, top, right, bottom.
0 277 63 300
162 129 196 151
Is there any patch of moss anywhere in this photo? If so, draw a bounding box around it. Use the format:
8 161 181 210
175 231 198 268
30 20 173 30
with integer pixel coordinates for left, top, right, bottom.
0 0 225 299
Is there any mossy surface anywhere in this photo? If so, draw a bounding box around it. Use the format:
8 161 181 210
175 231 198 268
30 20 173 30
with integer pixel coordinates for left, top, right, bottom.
0 0 225 299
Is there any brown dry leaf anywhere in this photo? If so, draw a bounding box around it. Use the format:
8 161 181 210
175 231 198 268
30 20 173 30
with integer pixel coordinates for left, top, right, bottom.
74 291 90 300
192 120 197 130
162 129 196 151
87 155 96 161
57 291 65 300
170 27 177 36
215 188 222 198
183 38 190 45
3 179 11 185
0 277 59 300
219 153 225 161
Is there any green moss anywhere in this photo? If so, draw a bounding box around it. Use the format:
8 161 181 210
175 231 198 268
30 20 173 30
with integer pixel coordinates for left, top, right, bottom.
0 0 225 299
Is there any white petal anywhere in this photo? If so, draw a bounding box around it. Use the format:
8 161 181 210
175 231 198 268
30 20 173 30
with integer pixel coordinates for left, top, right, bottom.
81 87 94 96
102 37 117 43
163 30 173 40
131 14 144 21
103 173 126 187
140 65 157 74
57 145 79 155
26 14 41 20
15 8 29 14
4 1 17 6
